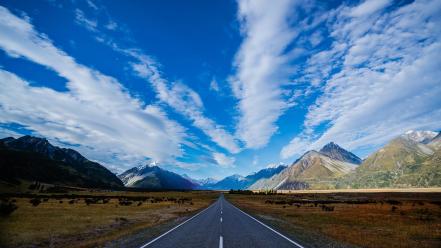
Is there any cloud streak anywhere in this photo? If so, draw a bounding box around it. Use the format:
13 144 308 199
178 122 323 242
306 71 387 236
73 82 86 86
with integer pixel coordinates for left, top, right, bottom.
281 0 441 158
70 3 240 167
0 6 186 170
231 0 300 149
129 54 241 155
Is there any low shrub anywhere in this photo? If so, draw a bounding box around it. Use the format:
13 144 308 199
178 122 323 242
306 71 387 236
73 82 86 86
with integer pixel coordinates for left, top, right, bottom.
321 205 335 211
0 201 18 216
30 198 41 206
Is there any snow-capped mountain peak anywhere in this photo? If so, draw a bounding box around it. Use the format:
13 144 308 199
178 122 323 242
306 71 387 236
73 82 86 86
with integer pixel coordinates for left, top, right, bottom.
402 130 438 144
266 162 286 168
136 161 159 170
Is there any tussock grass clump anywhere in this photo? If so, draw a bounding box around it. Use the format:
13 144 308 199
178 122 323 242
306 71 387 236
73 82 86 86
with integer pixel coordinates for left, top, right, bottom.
320 204 334 211
29 198 41 206
118 198 133 206
0 199 18 216
386 200 402 205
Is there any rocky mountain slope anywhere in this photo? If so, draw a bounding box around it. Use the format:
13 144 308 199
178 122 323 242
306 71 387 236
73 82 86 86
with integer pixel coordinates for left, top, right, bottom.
319 142 362 164
119 163 198 190
250 143 359 190
204 165 287 190
341 131 441 188
0 135 123 188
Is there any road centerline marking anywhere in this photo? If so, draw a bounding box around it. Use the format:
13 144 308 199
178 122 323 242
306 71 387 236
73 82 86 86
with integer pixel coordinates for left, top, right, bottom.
219 236 223 248
220 217 222 222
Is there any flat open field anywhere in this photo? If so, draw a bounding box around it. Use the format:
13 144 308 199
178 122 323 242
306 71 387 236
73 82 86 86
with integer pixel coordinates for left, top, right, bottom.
260 187 441 194
227 191 441 248
0 188 219 248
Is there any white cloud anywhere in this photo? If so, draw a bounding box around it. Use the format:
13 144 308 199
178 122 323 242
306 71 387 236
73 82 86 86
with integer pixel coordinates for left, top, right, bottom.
0 6 186 169
232 0 301 149
74 9 97 32
212 152 236 168
105 20 118 30
350 0 391 17
0 126 21 138
68 4 241 167
129 53 242 154
86 0 98 10
281 0 441 159
209 78 220 92
252 155 258 166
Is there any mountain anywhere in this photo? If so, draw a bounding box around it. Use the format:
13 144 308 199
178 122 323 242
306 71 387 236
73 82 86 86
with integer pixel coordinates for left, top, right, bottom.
319 142 362 164
245 164 287 182
119 164 197 190
0 135 123 188
196 177 218 186
428 132 441 150
208 174 249 190
343 131 441 188
401 130 438 144
250 143 360 190
180 174 218 188
205 165 287 190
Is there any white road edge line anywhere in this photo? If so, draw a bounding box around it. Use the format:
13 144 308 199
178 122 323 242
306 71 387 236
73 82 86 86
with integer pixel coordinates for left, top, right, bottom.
219 236 223 248
139 200 217 248
229 202 305 248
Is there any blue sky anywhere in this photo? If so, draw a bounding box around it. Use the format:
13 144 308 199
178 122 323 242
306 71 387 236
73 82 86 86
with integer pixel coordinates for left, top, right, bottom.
0 0 440 179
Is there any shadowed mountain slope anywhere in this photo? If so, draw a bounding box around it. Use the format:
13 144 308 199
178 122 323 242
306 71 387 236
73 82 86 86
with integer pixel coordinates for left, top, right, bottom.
0 135 123 188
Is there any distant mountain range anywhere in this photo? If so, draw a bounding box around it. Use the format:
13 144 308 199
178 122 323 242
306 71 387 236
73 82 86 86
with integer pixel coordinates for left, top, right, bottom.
0 135 123 188
2 130 440 191
118 163 198 190
119 163 286 190
251 130 441 190
204 165 287 190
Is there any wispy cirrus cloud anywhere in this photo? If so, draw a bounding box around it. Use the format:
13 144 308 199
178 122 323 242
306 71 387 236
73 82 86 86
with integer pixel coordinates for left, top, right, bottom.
74 9 97 32
231 0 301 149
129 54 241 155
212 152 236 168
70 2 241 166
0 6 186 171
281 0 441 159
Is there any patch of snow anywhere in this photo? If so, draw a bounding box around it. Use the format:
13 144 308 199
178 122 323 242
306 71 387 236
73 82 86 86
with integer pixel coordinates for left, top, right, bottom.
402 130 438 143
125 175 144 187
275 177 288 190
266 162 285 168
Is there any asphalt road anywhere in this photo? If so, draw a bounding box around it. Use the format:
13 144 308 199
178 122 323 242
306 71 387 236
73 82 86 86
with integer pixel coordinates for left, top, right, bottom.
139 194 304 248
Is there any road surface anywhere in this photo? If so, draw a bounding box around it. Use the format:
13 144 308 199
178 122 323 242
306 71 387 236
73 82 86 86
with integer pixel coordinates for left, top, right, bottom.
139 194 304 248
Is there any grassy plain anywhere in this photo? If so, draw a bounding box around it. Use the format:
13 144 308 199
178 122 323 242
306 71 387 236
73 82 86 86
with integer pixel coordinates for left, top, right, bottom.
0 185 219 248
227 190 441 248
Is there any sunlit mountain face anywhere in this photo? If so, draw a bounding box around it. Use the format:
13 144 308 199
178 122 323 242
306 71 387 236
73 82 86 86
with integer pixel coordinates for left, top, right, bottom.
0 0 440 181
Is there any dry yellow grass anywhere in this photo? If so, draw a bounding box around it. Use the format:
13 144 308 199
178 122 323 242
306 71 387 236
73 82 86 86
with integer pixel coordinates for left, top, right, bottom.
0 191 219 247
227 192 441 248
253 187 441 194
